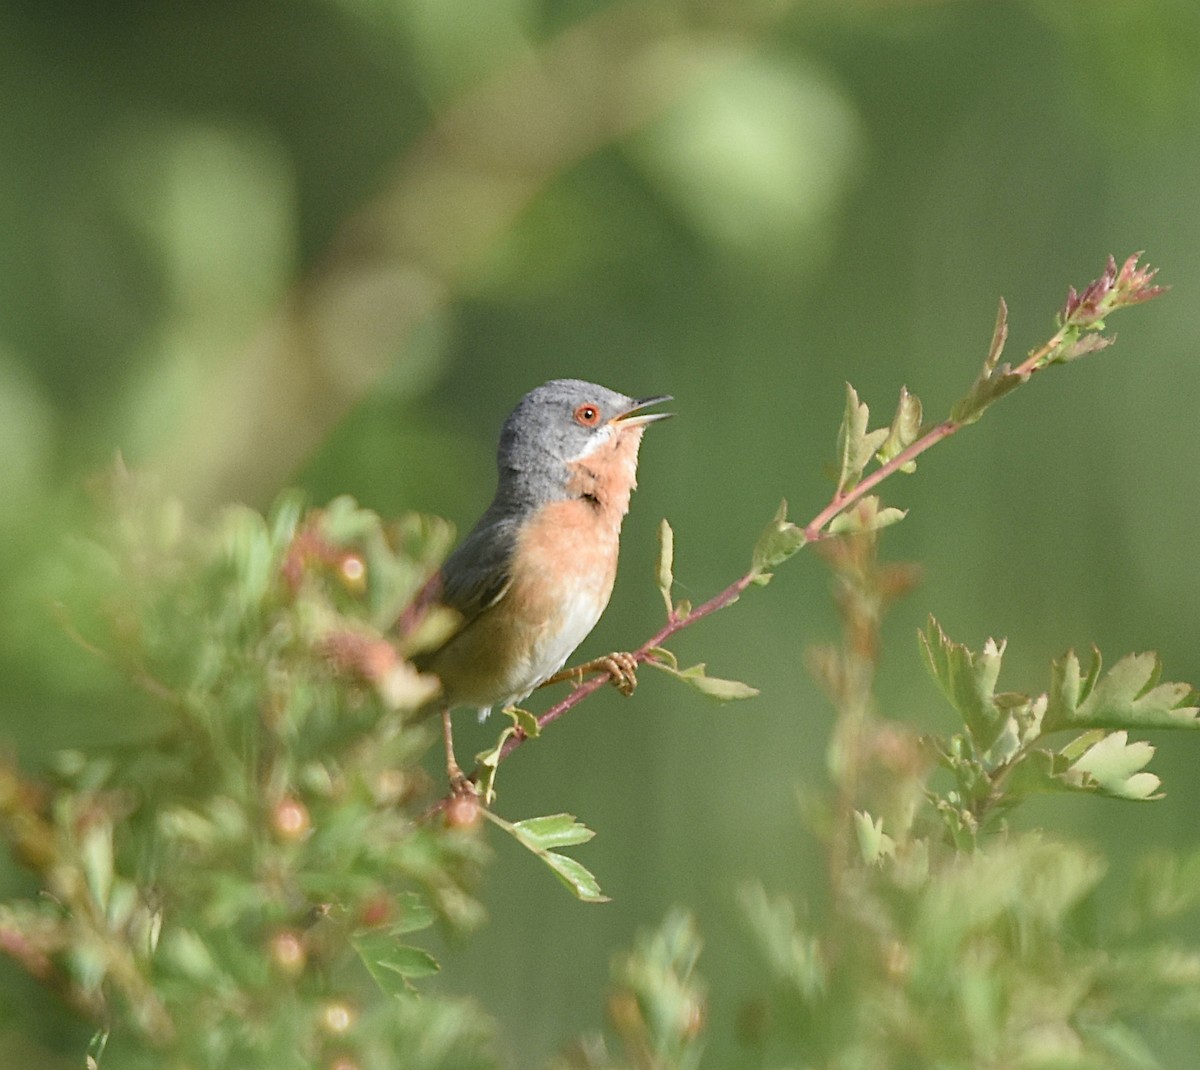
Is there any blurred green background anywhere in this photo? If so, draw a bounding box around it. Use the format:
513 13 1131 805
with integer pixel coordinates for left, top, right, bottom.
3 0 1199 1064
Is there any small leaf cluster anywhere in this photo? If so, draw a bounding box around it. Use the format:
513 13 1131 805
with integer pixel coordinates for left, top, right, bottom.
921 617 1200 846
836 383 923 497
0 476 498 1070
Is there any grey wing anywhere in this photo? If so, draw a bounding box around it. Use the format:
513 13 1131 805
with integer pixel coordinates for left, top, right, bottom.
437 512 520 624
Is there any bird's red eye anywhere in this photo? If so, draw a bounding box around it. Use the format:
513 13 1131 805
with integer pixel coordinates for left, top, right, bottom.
574 404 601 427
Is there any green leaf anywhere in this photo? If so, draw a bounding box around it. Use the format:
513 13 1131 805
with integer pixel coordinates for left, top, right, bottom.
656 518 675 615
751 499 806 579
476 723 518 804
948 298 1025 425
919 617 1005 748
476 706 542 801
507 705 540 739
875 385 923 470
353 931 440 997
1044 650 1199 733
1000 747 1074 799
646 659 759 701
486 811 610 903
380 944 441 979
539 851 609 903
1070 730 1162 801
646 646 678 670
950 368 1023 426
837 384 889 493
510 813 597 850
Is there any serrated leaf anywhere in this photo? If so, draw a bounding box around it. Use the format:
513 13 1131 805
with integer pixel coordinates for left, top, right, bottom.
656 518 674 615
996 738 1158 804
751 499 807 577
486 811 610 903
353 932 440 997
1070 730 1162 800
1045 650 1199 733
646 659 759 701
838 384 890 493
875 385 923 469
1000 747 1073 799
919 617 1006 747
510 813 597 851
539 851 610 903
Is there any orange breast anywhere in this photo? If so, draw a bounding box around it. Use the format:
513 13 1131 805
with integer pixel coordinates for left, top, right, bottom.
431 423 645 713
429 498 619 711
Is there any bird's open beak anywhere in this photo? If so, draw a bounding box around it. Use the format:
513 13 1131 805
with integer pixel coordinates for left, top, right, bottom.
611 394 673 428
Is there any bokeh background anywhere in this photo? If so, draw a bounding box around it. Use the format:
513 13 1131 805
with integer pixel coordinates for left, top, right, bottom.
3 0 1199 1065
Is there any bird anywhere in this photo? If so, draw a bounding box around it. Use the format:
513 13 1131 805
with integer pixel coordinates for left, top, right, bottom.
415 378 672 792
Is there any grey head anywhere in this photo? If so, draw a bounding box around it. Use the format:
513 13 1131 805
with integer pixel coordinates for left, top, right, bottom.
433 378 670 633
493 378 671 508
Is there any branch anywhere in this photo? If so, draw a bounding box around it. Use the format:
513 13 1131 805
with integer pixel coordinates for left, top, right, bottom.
426 254 1166 815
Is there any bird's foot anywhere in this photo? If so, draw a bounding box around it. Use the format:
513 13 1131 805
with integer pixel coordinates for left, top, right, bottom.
539 652 639 695
590 651 639 696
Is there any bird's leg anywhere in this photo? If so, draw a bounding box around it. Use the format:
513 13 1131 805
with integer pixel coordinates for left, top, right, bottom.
440 706 475 794
539 652 639 697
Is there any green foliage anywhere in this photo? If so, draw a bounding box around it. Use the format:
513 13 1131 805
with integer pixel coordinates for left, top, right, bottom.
0 477 499 1069
724 524 1200 1070
1 256 1194 1068
921 617 1200 841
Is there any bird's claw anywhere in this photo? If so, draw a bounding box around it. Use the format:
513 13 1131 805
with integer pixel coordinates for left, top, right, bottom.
597 651 638 696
